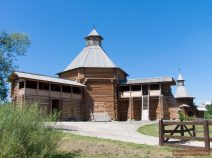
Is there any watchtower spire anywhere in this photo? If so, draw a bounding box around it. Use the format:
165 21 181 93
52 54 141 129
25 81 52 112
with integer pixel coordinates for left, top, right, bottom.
175 71 193 98
85 28 103 47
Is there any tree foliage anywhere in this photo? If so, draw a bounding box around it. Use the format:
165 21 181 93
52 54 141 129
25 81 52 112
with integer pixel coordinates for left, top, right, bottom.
204 104 212 119
0 103 61 158
0 31 30 102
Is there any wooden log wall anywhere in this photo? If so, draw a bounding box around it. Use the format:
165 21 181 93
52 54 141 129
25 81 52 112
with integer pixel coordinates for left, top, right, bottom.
62 98 82 120
11 79 83 120
161 96 178 120
84 80 116 120
59 67 127 121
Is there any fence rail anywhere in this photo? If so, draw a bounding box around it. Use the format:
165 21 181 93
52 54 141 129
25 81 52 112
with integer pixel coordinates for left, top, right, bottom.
159 119 211 151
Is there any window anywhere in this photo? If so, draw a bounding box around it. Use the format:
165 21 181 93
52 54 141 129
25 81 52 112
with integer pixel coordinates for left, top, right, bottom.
142 85 148 95
73 87 81 94
51 84 61 92
26 80 37 89
119 86 130 92
62 85 72 93
39 82 49 90
131 85 141 91
150 84 160 90
19 82 24 89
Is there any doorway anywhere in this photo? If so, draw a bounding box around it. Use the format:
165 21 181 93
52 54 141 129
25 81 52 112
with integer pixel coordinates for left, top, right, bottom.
52 99 60 114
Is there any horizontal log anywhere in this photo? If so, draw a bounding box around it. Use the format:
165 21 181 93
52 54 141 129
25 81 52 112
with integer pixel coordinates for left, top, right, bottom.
163 135 204 141
163 121 205 126
164 129 194 133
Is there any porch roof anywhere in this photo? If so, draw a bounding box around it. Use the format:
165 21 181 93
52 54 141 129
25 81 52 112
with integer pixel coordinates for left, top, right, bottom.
9 71 85 87
121 77 175 85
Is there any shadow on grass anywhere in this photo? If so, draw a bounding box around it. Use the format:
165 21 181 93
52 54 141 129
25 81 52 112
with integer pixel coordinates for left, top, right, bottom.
49 152 81 158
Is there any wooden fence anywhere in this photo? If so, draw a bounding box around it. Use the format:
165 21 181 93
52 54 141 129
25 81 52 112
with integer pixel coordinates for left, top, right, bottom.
159 119 212 151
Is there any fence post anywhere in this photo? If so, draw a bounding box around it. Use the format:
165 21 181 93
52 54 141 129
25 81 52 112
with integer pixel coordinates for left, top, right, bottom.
159 119 164 146
192 125 196 137
180 121 184 143
203 120 210 151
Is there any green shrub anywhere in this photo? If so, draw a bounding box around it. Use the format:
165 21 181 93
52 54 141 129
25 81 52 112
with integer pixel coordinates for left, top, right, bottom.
204 104 212 119
0 103 61 158
178 110 194 121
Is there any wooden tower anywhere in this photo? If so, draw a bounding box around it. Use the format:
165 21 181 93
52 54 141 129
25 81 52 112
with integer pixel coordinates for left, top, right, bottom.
58 28 128 120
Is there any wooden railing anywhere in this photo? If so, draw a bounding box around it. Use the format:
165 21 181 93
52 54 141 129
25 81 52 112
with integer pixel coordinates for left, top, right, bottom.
159 119 212 151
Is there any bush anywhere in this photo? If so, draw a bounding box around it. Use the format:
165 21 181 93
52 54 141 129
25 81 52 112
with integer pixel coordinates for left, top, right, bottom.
204 104 212 119
0 103 61 158
178 110 194 121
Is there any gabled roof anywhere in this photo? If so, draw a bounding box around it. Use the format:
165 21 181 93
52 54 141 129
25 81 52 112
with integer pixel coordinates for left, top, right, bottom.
197 106 207 111
121 77 175 85
9 71 85 87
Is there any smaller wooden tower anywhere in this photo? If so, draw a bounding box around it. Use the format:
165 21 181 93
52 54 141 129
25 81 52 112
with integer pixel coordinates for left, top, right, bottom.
175 72 195 116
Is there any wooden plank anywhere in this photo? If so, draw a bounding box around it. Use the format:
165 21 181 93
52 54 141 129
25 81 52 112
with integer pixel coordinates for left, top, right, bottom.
203 120 210 151
164 125 180 142
163 135 205 141
163 121 204 126
159 119 164 146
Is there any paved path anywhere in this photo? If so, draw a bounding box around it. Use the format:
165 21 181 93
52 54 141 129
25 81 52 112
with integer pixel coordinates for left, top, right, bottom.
54 121 211 148
55 121 159 145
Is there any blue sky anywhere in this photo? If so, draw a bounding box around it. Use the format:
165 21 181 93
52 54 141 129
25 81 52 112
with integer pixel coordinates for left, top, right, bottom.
1 0 212 104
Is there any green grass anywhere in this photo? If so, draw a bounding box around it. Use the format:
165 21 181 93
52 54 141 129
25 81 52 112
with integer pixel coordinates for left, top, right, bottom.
138 123 212 137
138 123 159 137
52 133 212 158
53 133 174 158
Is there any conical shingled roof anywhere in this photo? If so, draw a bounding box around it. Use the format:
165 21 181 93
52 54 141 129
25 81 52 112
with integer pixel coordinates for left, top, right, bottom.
175 86 192 98
63 29 121 71
175 73 194 98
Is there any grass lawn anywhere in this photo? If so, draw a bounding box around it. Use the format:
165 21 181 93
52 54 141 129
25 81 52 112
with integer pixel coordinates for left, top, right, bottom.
138 123 159 137
50 133 212 158
51 133 174 158
138 123 212 137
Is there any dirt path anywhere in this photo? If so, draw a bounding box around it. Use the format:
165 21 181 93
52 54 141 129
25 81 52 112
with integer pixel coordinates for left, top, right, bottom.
55 121 159 145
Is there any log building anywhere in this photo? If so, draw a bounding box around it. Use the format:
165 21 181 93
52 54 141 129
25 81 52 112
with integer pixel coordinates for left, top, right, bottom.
9 28 197 121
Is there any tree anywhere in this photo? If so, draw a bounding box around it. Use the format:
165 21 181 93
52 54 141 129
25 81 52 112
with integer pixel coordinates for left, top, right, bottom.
205 104 212 119
0 31 30 102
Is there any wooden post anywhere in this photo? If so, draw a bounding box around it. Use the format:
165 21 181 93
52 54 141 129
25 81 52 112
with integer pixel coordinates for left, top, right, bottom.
192 125 196 137
180 124 184 143
159 119 164 146
203 120 210 151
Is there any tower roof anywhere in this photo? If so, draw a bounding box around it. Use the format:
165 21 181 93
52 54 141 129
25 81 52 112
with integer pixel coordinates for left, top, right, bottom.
85 28 103 40
178 73 184 81
175 72 194 98
64 45 118 71
175 86 193 98
87 28 101 37
60 28 127 75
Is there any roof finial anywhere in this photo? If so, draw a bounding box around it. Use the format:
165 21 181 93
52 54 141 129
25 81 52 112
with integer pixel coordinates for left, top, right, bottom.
178 68 181 73
93 25 96 29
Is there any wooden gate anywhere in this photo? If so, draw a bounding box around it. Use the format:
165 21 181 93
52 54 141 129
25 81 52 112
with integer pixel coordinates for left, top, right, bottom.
159 119 212 151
